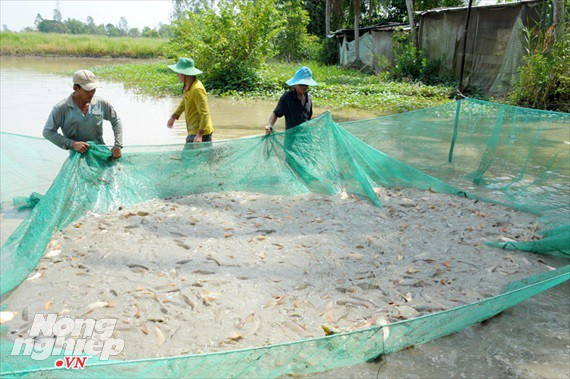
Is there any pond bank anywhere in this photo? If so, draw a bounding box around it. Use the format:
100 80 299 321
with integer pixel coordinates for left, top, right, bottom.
0 32 168 58
91 60 454 114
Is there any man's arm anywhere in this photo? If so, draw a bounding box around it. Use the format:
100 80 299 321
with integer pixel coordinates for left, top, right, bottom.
43 106 74 150
265 113 278 135
265 93 286 134
100 100 123 159
101 100 123 149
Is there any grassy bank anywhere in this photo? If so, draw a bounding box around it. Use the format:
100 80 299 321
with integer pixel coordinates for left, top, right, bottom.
91 61 454 113
0 32 168 58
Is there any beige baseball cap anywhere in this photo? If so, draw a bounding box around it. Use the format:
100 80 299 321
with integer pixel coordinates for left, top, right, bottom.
72 69 101 91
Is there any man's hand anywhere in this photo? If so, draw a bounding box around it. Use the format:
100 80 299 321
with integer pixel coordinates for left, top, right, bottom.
111 146 122 160
265 125 273 135
72 141 90 154
193 134 203 143
167 117 176 129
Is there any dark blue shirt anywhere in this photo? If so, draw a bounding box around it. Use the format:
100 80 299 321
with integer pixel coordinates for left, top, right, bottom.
273 89 313 130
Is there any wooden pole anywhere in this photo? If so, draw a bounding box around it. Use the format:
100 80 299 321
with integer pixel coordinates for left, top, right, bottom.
458 0 474 96
326 0 331 36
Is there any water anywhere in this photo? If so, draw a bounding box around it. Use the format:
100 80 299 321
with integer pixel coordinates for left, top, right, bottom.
0 56 381 145
1 56 568 378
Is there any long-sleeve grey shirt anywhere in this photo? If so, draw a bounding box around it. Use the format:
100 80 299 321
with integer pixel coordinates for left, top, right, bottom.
43 94 123 150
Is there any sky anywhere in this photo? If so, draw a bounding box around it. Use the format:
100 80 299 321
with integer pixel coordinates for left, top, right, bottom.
0 0 173 31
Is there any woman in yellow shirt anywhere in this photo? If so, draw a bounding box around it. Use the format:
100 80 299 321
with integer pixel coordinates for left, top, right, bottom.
166 58 214 145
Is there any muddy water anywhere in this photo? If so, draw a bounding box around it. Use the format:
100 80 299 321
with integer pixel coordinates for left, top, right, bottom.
0 56 568 378
0 56 381 144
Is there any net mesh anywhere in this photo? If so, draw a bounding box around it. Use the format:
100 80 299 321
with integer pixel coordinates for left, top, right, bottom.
0 98 568 377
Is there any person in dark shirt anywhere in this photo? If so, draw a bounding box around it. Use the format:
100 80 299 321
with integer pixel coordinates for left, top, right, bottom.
265 66 318 134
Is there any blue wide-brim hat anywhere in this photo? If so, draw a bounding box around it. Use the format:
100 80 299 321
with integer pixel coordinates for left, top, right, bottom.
286 66 318 86
168 57 203 76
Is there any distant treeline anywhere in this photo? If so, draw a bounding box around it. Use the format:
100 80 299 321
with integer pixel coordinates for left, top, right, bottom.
16 9 171 38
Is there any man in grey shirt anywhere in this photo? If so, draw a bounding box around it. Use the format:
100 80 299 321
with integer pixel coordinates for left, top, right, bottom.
43 69 123 159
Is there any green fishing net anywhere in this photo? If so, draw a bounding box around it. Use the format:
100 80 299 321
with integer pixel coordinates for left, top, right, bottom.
0 99 568 377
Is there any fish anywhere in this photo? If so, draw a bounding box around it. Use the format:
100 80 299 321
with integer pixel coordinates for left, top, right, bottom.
0 311 17 324
206 256 221 266
192 270 215 275
88 301 109 309
176 241 191 250
228 333 243 342
127 264 149 271
154 326 166 346
180 294 195 310
26 272 42 281
45 250 62 258
321 324 338 336
336 299 370 308
199 290 220 305
21 307 30 322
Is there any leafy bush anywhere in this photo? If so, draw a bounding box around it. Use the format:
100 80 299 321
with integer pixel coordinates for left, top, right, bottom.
509 22 570 112
419 58 456 86
93 60 454 113
303 35 322 61
169 0 282 92
318 37 339 65
390 30 460 91
390 29 423 81
273 0 317 61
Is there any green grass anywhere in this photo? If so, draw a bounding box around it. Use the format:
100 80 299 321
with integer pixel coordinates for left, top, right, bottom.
0 32 168 58
91 60 454 113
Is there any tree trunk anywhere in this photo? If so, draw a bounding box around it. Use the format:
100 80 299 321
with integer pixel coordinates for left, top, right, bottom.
326 0 331 36
405 0 418 51
552 0 565 40
353 0 362 65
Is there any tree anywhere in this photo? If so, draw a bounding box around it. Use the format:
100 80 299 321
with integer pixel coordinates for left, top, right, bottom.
38 19 68 33
2 24 9 31
34 13 43 28
158 22 172 38
105 23 121 37
53 9 62 22
353 0 362 65
326 0 330 36
405 0 417 50
552 0 565 40
86 16 98 34
171 0 217 19
274 0 314 61
65 18 87 34
303 0 327 37
128 27 141 37
170 0 282 90
142 26 159 38
118 17 129 36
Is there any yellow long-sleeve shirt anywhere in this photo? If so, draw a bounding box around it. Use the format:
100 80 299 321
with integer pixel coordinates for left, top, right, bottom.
173 79 214 136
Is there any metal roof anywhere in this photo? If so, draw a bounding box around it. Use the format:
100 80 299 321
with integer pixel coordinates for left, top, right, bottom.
418 0 543 16
330 22 409 38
